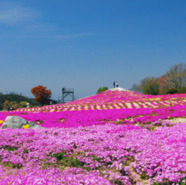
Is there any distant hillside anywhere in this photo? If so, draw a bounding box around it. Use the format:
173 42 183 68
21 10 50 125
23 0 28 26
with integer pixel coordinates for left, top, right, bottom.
16 87 186 113
0 93 39 110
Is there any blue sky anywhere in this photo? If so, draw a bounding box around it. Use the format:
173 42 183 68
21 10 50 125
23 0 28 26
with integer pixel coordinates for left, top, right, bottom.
0 0 186 100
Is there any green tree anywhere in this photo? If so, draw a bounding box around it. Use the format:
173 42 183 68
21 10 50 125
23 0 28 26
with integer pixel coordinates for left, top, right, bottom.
166 88 179 94
178 86 186 93
19 101 28 108
0 93 39 110
166 63 186 90
3 100 10 110
143 77 159 95
3 100 19 110
96 87 109 94
130 63 186 95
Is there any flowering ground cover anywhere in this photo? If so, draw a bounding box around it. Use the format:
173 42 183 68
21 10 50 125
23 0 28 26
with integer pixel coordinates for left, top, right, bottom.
0 90 184 129
0 123 185 184
0 89 186 184
15 89 186 112
0 104 186 129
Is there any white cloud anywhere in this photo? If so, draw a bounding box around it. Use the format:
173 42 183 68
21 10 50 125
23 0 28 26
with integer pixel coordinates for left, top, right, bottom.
0 3 38 25
0 2 94 40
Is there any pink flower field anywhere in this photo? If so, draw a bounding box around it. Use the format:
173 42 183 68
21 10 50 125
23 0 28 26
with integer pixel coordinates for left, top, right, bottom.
16 89 186 112
0 89 186 184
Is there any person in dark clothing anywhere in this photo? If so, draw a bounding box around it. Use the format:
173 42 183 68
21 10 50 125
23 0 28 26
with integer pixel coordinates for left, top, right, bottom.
113 81 116 88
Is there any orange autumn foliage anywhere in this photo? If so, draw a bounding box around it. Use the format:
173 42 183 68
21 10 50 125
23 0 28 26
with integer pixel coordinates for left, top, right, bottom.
31 85 51 105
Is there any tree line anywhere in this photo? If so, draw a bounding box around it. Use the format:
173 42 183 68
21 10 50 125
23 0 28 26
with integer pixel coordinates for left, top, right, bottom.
0 93 39 110
130 63 186 95
0 85 52 110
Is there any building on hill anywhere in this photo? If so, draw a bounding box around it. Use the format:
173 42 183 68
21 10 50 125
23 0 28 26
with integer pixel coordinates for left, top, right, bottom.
49 99 57 105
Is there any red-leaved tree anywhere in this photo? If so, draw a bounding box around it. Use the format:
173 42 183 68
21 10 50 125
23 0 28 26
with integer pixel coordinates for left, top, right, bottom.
31 85 51 106
157 75 169 94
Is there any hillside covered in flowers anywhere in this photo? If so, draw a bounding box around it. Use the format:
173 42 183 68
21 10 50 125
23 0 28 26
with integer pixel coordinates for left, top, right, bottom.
17 88 186 112
0 88 185 184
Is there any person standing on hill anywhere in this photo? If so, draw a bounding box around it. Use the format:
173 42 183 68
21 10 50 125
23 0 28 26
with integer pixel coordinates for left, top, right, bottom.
116 81 119 87
113 81 116 88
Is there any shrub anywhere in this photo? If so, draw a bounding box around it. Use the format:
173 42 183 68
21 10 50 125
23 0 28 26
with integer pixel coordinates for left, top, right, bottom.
166 88 179 94
97 87 109 94
178 86 186 93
